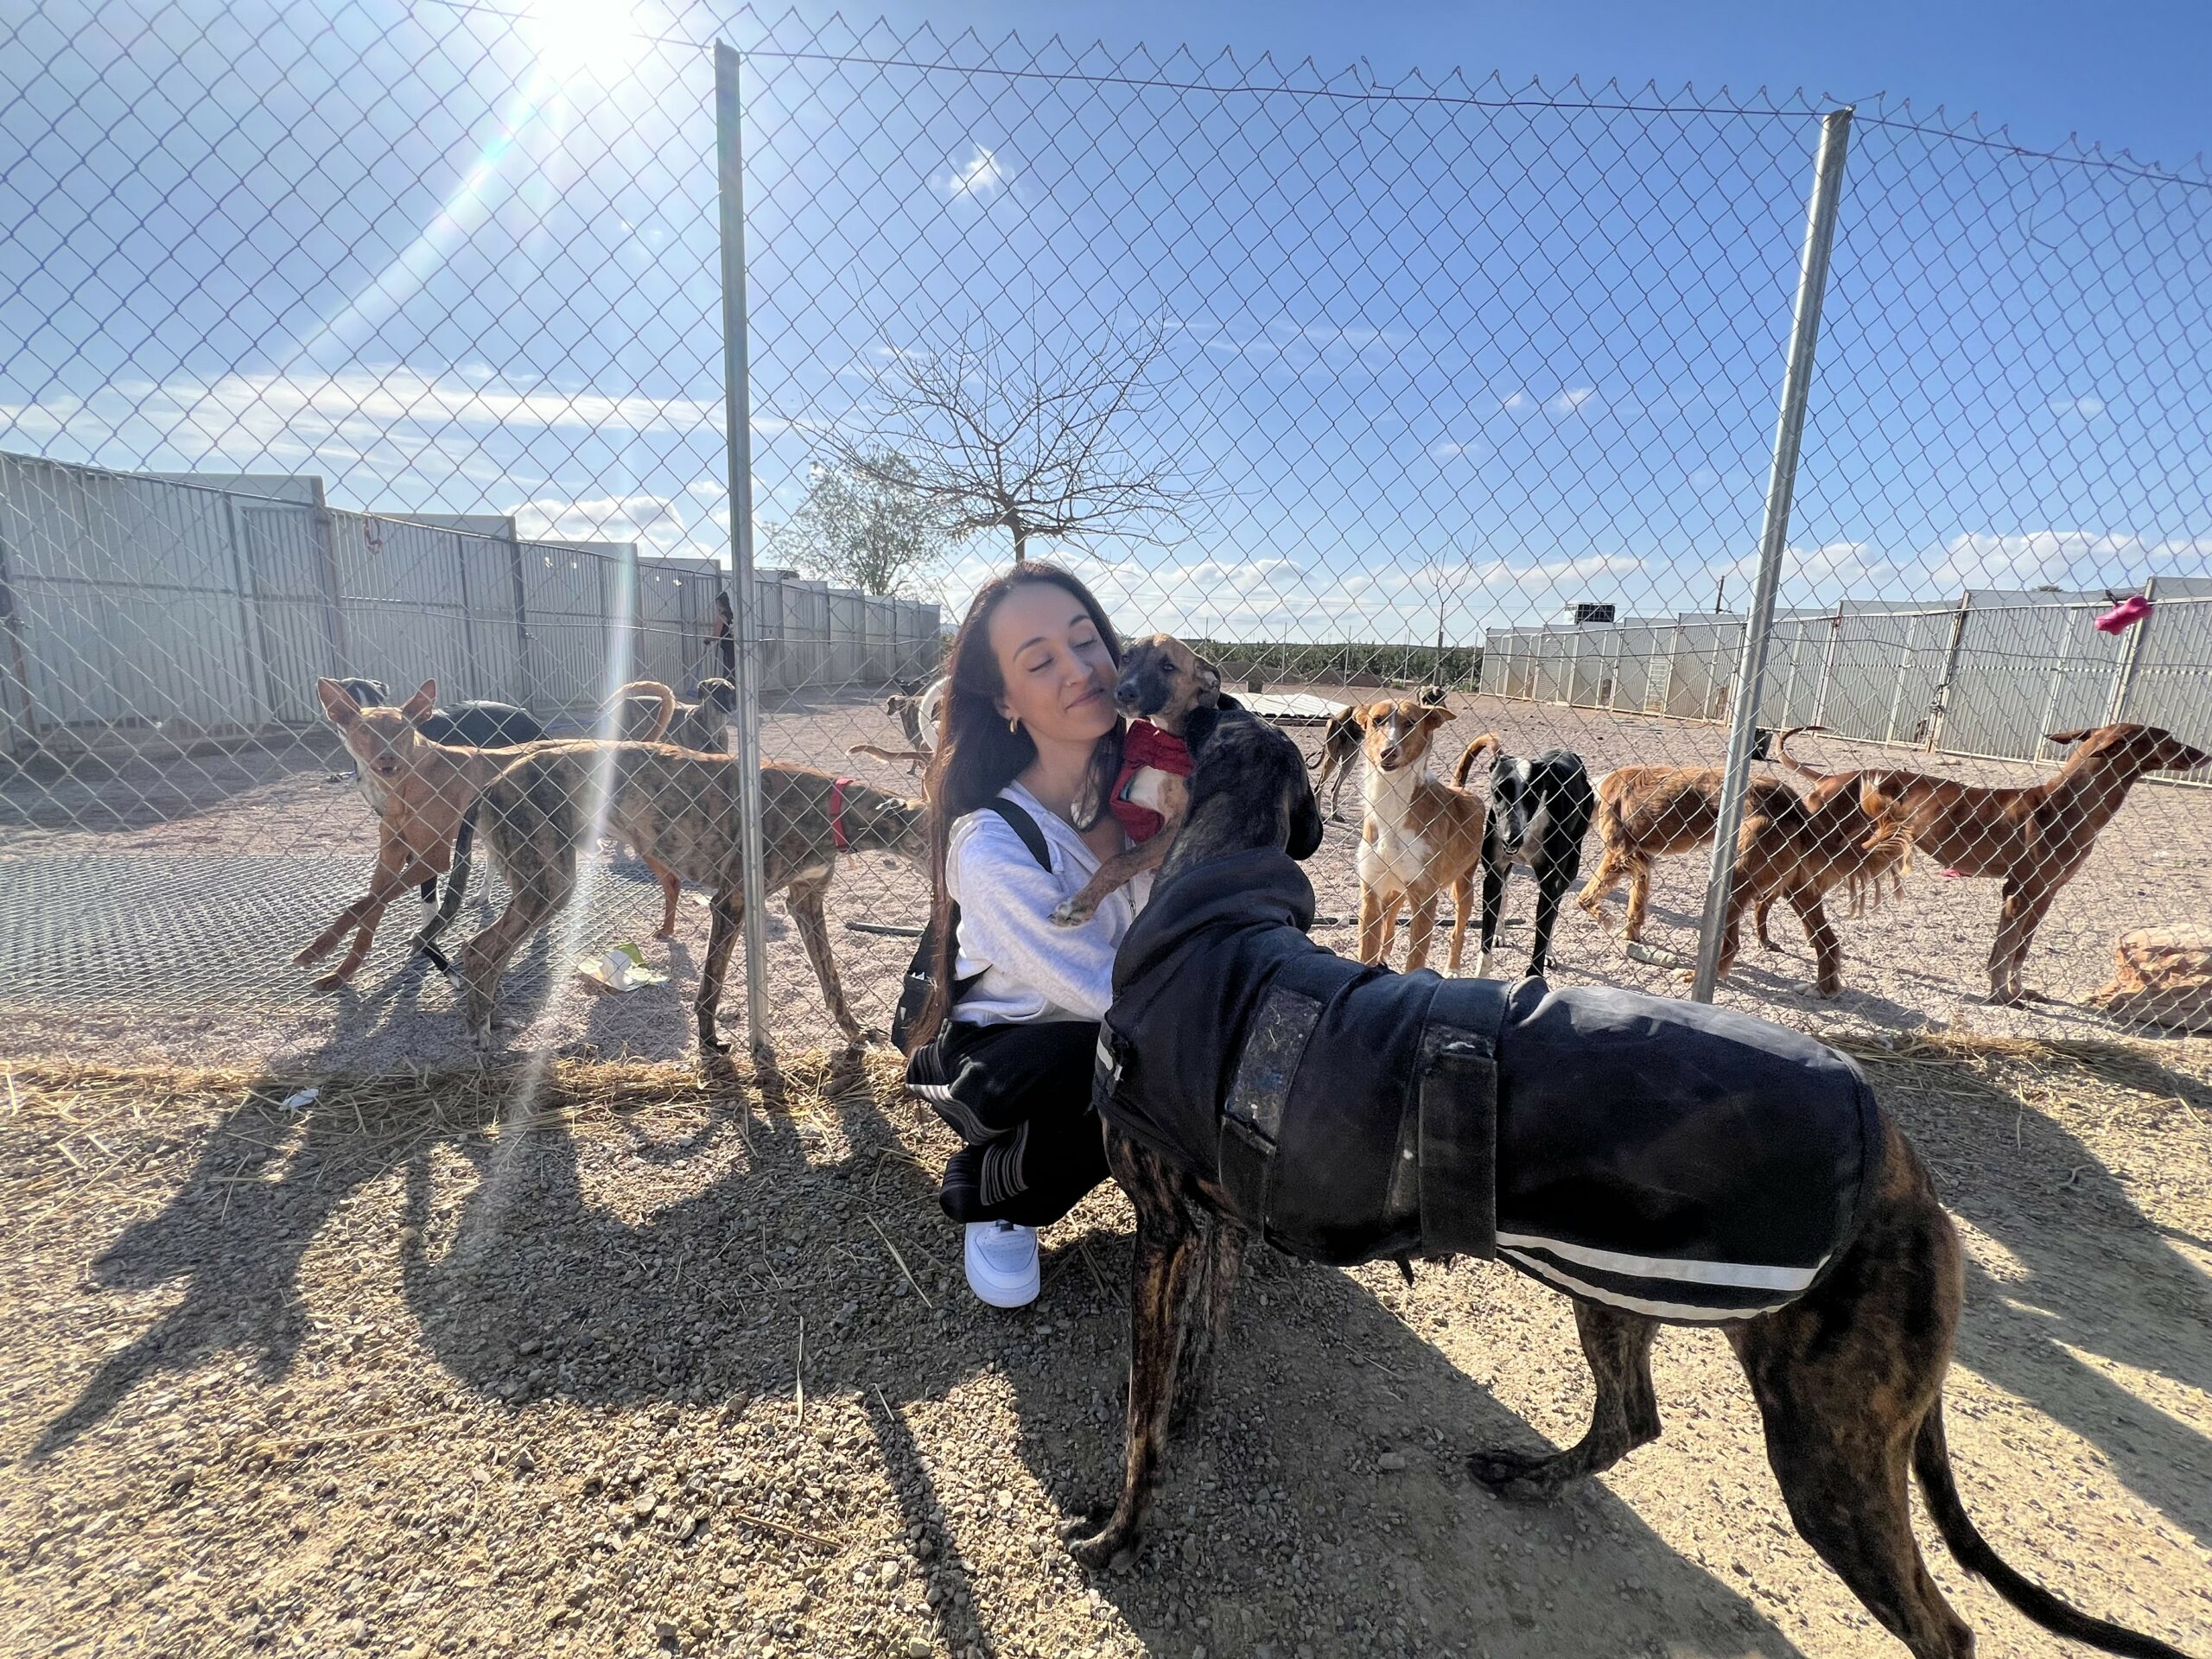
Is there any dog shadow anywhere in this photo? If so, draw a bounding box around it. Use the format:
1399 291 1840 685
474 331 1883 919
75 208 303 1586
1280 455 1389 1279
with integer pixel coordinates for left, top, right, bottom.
1872 1046 2212 1551
29 970 447 1457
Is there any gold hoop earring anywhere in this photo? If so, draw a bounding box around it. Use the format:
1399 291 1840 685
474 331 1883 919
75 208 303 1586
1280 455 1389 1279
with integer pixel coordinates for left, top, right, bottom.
1007 715 1020 735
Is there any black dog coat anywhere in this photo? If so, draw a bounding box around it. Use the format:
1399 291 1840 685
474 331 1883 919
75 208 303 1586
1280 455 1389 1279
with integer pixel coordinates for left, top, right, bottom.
1094 849 1885 1321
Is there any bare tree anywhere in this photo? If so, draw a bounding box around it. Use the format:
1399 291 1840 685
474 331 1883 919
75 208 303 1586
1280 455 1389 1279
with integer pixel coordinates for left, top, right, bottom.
830 316 1193 563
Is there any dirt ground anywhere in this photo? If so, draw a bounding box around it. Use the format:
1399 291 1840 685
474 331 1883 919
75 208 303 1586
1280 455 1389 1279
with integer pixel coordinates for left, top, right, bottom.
2 1037 2208 1659
2 688 2208 1072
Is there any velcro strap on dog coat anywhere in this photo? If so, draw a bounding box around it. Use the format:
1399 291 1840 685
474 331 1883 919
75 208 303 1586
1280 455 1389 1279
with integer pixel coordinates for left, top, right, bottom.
1417 1029 1499 1258
1215 986 1323 1229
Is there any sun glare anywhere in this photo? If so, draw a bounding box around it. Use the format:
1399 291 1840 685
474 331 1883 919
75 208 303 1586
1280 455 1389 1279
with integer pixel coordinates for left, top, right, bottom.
525 0 647 79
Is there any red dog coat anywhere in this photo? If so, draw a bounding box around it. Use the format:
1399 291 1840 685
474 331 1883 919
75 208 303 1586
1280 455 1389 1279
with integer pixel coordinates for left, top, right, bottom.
1109 720 1193 843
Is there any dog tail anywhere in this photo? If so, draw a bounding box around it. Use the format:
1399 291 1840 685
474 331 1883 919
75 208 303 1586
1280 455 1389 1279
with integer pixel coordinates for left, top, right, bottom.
1913 1398 2194 1657
1452 733 1500 789
610 680 676 741
1770 724 1831 780
847 743 931 766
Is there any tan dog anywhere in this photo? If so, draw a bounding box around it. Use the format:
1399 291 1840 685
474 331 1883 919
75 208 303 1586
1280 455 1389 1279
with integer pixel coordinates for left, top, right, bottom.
1307 702 1362 820
1050 634 1223 927
1575 765 1801 945
297 677 672 988
1699 780 1907 997
1353 699 1493 972
1775 721 2211 1001
461 746 925 1055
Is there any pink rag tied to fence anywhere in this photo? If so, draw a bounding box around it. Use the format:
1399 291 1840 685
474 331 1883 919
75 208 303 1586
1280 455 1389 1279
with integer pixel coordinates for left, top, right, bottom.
2094 594 2152 635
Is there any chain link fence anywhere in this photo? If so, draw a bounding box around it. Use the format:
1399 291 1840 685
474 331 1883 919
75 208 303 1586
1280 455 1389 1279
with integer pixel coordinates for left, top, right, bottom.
3 0 2209 1069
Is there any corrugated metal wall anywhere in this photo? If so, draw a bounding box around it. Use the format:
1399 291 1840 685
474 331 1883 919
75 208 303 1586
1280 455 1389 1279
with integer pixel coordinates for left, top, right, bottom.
1485 584 2210 782
0 454 938 747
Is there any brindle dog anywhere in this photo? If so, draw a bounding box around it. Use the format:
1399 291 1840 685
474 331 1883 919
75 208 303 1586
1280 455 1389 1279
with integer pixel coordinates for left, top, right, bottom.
1067 709 2192 1659
459 747 925 1057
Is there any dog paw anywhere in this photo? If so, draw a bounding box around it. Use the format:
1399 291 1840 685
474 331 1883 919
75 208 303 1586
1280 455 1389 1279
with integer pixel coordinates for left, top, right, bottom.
1066 1527 1141 1573
309 971 351 994
1057 1507 1111 1542
1049 899 1094 928
1466 1446 1564 1500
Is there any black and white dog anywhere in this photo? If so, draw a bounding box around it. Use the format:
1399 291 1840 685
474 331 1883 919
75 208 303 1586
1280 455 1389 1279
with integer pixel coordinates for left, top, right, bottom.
329 678 546 946
1475 743 1596 981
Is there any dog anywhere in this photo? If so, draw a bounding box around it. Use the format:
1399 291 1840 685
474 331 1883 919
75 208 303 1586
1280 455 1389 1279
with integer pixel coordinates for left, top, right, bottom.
1311 685 1448 821
1775 722 2212 1002
1697 776 1908 998
611 677 735 754
1353 699 1491 973
1306 702 1362 821
850 675 950 772
1070 707 2193 1659
1575 764 1802 946
330 677 546 907
298 677 671 988
1475 744 1596 980
1046 635 1228 928
460 746 925 1055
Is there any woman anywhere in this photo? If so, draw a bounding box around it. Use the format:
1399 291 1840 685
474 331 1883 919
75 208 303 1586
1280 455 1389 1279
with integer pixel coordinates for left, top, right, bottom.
904 563 1141 1308
712 590 736 682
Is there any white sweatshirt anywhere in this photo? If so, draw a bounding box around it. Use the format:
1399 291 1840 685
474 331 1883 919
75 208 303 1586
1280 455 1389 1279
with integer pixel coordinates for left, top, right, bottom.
945 781 1153 1027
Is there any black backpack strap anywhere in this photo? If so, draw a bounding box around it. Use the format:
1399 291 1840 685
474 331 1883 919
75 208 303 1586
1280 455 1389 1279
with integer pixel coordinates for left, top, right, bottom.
977 796 1052 871
893 795 1055 1052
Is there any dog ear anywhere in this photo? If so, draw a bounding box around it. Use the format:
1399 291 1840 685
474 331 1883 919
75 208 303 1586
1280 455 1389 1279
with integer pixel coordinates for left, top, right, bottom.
1184 702 1224 757
2045 728 2094 746
316 677 363 728
1285 772 1325 861
401 681 437 724
1420 702 1456 730
1193 655 1222 701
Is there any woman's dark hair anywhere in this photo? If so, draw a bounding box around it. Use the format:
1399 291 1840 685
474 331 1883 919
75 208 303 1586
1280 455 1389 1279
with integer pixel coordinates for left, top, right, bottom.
906 561 1122 1052
715 591 734 622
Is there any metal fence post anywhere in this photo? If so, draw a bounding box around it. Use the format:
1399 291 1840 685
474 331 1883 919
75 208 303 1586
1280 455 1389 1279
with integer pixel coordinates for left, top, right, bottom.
716 41 772 1053
1923 593 1973 751
1691 107 1853 1002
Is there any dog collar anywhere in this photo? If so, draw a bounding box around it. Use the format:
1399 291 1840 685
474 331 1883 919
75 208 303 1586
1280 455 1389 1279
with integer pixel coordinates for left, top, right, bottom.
831 776 855 852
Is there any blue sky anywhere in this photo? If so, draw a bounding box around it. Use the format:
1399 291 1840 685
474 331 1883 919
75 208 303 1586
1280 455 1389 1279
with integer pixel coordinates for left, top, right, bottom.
3 0 2207 645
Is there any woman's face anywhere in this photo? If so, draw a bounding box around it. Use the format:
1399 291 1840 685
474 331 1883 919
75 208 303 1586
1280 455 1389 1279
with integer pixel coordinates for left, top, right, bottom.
988 582 1117 746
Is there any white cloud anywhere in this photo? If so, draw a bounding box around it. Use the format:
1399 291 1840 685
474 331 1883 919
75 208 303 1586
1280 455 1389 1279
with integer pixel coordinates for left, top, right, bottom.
1500 391 1529 412
1429 440 1474 459
1550 387 1597 416
938 145 1011 200
2050 395 2106 417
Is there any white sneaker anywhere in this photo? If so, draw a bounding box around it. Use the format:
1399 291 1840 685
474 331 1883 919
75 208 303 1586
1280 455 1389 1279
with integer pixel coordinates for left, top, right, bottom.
964 1220 1040 1308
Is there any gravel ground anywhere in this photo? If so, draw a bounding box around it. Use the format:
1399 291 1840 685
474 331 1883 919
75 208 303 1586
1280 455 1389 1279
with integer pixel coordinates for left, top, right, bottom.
3 1038 2208 1659
2 688 2208 1071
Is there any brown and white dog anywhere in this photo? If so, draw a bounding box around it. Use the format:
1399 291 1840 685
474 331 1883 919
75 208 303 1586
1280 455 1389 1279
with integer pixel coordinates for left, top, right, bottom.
1049 634 1224 928
297 677 672 988
1774 721 2211 1002
1310 683 1446 821
1353 698 1493 973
